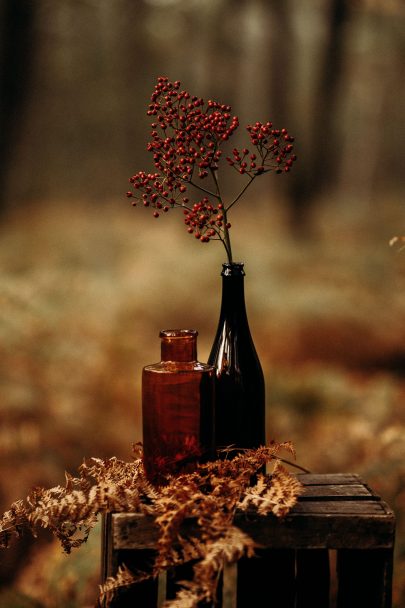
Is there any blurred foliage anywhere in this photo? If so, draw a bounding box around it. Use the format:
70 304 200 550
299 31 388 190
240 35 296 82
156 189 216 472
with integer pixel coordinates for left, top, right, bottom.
0 197 404 605
1 0 405 215
1 0 405 605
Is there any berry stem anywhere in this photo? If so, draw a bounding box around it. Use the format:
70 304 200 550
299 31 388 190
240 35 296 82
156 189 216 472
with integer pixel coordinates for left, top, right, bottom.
211 167 233 263
226 174 256 212
222 208 233 264
187 178 219 200
158 156 219 199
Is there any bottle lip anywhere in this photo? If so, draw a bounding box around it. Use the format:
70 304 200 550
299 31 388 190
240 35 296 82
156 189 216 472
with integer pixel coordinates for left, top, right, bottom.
221 262 245 276
159 329 198 339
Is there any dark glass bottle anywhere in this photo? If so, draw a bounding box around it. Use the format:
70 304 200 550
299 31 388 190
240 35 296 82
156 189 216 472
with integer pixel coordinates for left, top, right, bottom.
208 263 265 450
208 263 266 606
142 329 215 485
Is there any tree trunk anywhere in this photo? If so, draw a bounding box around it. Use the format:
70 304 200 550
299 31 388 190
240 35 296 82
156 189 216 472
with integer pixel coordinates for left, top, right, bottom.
288 0 349 236
0 0 36 214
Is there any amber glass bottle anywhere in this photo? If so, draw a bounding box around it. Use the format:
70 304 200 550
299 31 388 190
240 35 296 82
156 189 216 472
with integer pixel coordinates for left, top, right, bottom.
142 329 215 485
208 263 265 450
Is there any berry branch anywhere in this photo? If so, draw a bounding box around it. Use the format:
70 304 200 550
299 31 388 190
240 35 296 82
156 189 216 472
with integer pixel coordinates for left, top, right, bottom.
126 76 297 262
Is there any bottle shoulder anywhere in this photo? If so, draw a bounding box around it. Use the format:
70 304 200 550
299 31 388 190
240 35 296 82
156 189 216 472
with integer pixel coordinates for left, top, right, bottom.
208 319 263 372
143 361 214 374
210 317 257 348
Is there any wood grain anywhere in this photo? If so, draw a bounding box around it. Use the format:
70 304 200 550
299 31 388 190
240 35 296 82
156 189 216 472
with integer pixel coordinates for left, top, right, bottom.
101 474 396 608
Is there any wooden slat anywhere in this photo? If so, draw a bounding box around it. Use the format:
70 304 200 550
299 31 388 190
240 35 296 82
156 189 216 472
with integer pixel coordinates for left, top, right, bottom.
235 509 395 550
291 500 385 514
112 507 394 551
103 514 159 607
297 473 361 486
301 483 373 500
113 513 158 549
101 513 113 583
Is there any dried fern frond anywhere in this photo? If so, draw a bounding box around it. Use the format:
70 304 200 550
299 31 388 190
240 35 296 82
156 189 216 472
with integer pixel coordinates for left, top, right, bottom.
184 527 256 604
239 460 302 517
0 442 303 606
0 500 29 548
98 563 153 608
0 454 157 553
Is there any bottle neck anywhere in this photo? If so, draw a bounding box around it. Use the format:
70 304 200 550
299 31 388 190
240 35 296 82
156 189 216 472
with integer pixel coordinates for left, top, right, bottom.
219 263 248 319
160 329 198 362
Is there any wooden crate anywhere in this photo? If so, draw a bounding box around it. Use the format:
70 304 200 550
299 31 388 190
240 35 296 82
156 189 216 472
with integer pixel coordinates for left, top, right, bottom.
101 473 395 607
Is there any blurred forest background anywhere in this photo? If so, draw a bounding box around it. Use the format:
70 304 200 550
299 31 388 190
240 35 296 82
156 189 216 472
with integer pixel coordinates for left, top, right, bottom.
1 0 405 606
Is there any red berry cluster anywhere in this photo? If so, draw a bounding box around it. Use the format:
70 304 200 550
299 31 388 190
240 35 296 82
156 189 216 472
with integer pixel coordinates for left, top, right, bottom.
226 122 296 175
126 76 296 250
135 78 237 178
183 199 230 242
148 78 239 182
127 171 175 215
